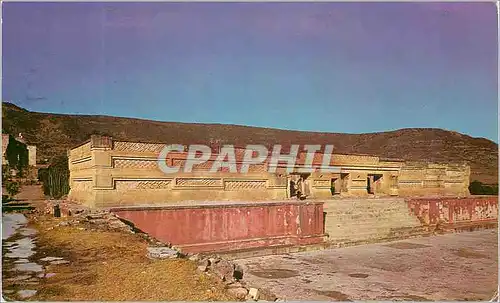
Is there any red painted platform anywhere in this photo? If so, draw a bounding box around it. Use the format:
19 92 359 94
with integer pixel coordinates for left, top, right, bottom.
110 201 326 254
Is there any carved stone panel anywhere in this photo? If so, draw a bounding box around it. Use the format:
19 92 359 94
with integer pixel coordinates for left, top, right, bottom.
224 180 267 191
114 159 158 169
114 141 166 153
313 180 330 188
115 180 172 190
175 178 223 187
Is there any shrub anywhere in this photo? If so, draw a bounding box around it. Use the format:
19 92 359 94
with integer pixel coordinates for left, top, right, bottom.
39 156 70 199
469 180 499 195
5 135 29 176
5 179 20 197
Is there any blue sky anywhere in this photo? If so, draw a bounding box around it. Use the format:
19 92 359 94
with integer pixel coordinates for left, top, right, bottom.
2 2 498 141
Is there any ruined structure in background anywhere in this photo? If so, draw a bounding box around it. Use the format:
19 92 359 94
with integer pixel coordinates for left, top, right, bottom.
2 133 37 167
67 135 470 208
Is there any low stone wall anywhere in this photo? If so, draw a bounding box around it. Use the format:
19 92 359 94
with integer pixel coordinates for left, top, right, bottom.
110 201 326 254
406 196 498 228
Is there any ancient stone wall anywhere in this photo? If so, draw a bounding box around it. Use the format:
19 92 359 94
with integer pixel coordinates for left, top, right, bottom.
398 162 470 197
2 134 38 167
67 136 288 207
67 140 94 205
67 136 472 207
27 146 36 166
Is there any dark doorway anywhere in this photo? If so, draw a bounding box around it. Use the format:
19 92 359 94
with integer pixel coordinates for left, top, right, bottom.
289 173 311 200
330 178 340 195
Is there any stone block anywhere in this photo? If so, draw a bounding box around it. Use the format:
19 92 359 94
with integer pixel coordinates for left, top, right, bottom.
146 247 179 259
228 287 248 300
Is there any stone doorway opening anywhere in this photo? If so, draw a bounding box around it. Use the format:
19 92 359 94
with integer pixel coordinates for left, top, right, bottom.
367 174 383 194
288 173 311 200
331 178 341 195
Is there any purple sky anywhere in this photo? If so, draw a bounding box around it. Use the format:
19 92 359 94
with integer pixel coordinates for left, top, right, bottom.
2 2 498 141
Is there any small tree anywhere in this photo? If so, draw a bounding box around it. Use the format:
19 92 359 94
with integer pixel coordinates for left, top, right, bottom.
469 180 499 195
469 180 483 195
2 165 12 184
5 135 29 177
5 180 20 197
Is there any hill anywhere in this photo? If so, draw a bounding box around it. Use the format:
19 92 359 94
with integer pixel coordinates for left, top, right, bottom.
2 102 498 184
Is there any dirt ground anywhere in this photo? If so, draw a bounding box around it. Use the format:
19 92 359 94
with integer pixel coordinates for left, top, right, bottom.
2 214 237 301
235 229 499 301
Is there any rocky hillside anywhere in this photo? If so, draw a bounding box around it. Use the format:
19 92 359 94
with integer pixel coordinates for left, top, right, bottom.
2 102 498 184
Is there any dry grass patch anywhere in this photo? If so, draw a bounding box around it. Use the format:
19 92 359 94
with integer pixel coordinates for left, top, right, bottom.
30 216 236 301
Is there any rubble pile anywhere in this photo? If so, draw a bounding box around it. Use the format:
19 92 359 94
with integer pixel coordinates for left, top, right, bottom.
189 254 279 302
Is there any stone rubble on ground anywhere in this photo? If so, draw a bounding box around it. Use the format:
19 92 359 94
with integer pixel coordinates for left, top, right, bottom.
189 253 279 302
228 286 249 300
39 256 63 262
50 260 70 265
258 288 278 301
248 288 260 300
14 259 29 264
197 259 210 272
213 259 235 281
6 275 31 281
146 246 179 259
17 289 37 299
14 262 43 272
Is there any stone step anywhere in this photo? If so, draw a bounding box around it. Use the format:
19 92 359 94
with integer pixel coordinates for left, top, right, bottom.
322 198 429 246
325 220 420 229
324 204 409 212
326 214 414 220
326 212 417 220
326 198 406 203
325 215 420 225
325 230 433 247
219 243 328 260
326 213 417 221
325 203 411 210
325 220 422 233
327 223 428 233
326 226 429 242
325 205 412 214
326 224 423 237
325 205 417 214
325 223 421 232
323 200 407 208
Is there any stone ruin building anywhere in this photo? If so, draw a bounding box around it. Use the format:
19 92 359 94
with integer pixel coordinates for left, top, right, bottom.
67 135 470 208
2 133 37 167
60 135 498 256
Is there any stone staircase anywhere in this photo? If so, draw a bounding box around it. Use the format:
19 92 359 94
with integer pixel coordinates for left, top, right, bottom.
323 198 431 246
